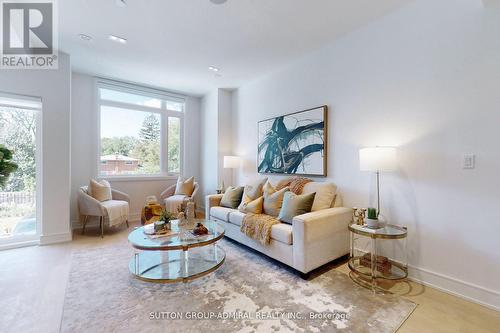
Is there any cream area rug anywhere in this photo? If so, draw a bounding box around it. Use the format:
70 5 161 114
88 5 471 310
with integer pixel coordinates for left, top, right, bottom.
60 239 415 332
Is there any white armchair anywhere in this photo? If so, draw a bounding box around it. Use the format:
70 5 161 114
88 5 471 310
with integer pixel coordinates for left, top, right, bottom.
160 182 199 214
77 186 130 238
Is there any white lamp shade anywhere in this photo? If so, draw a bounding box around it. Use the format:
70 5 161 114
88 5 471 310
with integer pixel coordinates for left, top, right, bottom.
359 147 397 172
223 155 241 169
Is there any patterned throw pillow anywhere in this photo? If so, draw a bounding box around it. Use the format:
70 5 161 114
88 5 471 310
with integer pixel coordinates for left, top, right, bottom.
89 179 112 202
263 181 289 217
238 178 267 211
220 186 244 209
174 176 195 196
276 177 313 194
278 191 316 224
239 196 264 214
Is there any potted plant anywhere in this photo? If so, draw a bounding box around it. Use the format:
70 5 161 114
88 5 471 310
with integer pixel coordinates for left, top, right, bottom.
0 145 17 188
154 209 175 233
365 207 380 228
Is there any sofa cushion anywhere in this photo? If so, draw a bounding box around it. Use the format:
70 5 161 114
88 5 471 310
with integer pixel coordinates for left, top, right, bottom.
263 182 289 217
229 211 292 245
228 211 245 226
278 191 316 224
210 206 236 221
302 182 337 211
271 223 293 245
220 186 244 209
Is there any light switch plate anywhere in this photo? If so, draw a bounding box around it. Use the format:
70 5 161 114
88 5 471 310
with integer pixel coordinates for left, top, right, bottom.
462 153 475 169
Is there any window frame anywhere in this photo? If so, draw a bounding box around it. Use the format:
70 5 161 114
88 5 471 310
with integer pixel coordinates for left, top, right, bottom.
94 79 185 181
0 91 43 248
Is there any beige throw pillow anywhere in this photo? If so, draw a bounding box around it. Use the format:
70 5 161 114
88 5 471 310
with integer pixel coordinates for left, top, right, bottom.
238 178 267 211
302 182 337 211
89 179 112 202
239 196 263 214
263 181 289 217
174 176 195 196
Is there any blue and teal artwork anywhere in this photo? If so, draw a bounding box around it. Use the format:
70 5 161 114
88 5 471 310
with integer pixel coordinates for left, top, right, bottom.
258 106 327 176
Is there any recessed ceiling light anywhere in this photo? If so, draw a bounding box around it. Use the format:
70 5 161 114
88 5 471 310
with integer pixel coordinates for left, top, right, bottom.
109 35 127 44
209 66 219 72
78 33 93 41
210 0 228 4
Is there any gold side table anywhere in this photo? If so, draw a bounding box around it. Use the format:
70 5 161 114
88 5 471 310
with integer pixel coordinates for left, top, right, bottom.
348 223 408 291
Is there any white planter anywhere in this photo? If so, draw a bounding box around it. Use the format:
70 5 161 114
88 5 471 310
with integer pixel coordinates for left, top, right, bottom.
365 218 380 229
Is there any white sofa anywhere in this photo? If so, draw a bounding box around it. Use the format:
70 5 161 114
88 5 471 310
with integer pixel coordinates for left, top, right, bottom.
205 181 352 276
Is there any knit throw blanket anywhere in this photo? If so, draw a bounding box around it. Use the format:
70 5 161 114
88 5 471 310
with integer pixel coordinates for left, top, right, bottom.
240 213 280 245
276 177 313 194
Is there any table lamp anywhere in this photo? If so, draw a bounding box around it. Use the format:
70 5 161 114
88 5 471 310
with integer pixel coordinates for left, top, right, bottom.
359 147 397 216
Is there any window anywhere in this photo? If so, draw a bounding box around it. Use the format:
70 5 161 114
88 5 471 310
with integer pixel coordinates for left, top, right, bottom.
0 93 42 245
97 80 184 177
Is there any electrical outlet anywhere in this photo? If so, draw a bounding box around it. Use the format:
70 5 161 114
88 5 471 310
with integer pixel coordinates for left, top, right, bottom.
462 153 475 169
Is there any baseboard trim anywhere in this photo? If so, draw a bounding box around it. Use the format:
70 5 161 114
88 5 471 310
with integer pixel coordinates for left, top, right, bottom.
408 265 500 311
353 247 499 311
0 239 39 251
39 232 72 245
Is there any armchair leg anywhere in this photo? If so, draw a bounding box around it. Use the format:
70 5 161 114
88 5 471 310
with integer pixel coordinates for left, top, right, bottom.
100 216 104 238
126 220 129 228
81 215 88 235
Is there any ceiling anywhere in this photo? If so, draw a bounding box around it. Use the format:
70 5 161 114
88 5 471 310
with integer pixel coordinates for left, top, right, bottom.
60 0 412 96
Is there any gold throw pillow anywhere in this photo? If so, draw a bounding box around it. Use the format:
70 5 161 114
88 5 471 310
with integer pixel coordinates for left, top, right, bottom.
174 176 195 196
237 178 267 210
263 181 289 217
239 196 263 214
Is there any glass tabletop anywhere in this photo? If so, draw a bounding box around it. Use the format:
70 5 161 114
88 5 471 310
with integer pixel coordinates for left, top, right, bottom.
128 219 225 251
349 223 407 239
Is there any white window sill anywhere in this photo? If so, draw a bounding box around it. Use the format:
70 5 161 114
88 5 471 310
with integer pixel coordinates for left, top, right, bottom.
99 175 179 182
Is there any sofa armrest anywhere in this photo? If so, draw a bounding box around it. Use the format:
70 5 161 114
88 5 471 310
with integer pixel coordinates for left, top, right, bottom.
78 190 106 217
292 207 352 273
160 184 176 200
111 189 130 203
205 194 223 219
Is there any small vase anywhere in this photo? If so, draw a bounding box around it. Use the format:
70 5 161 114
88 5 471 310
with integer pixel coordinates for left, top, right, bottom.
365 218 380 229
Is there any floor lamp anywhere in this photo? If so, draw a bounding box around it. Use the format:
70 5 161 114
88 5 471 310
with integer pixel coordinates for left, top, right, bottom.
359 147 397 217
222 155 241 191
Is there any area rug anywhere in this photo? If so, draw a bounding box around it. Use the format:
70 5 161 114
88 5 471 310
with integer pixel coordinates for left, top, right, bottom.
60 239 415 332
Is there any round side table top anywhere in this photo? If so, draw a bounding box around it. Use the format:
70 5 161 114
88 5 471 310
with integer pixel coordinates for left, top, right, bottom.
349 223 407 239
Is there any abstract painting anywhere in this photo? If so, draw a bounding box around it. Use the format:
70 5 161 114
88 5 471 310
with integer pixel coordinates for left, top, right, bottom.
258 106 327 176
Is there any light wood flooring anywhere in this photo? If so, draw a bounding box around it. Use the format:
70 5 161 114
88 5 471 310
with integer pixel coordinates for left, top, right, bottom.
0 221 498 333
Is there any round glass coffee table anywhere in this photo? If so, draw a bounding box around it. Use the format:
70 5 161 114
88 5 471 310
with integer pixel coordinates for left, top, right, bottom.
128 219 225 283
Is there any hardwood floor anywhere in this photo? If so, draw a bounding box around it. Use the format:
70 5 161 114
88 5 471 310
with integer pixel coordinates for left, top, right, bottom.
0 222 498 333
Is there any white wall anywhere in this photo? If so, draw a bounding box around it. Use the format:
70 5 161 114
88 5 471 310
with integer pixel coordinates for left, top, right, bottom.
200 89 219 204
231 0 500 309
199 88 235 208
0 53 72 244
70 73 202 225
217 89 234 188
